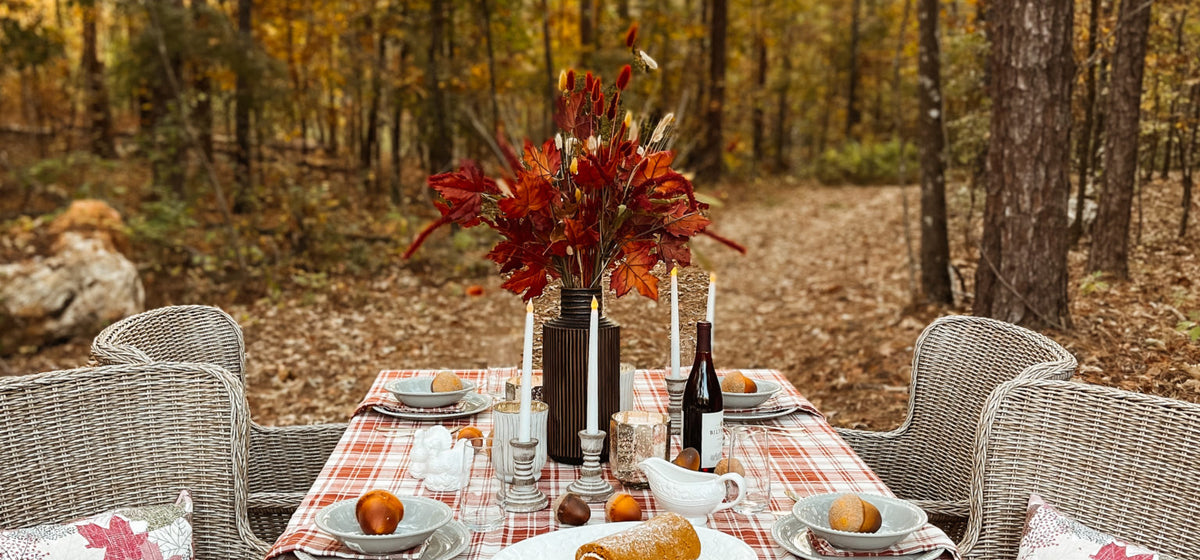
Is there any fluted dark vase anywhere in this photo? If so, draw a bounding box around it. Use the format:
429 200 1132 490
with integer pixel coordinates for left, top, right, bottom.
542 287 620 464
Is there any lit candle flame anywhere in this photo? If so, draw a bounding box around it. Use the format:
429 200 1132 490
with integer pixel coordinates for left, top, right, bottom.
591 296 598 310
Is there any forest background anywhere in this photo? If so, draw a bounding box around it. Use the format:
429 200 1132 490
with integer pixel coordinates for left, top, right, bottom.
0 0 1198 429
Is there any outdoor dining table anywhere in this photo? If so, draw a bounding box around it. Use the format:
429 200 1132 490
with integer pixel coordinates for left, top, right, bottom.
266 368 958 560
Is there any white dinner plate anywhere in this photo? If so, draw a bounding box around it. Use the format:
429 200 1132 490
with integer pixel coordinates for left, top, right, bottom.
771 514 944 560
492 521 755 560
724 406 801 422
372 393 492 421
294 519 469 560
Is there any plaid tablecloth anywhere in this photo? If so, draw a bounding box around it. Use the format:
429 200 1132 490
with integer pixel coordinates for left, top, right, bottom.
267 369 958 559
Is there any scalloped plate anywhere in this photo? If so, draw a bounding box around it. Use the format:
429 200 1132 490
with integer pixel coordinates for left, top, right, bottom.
771 514 944 560
492 521 754 560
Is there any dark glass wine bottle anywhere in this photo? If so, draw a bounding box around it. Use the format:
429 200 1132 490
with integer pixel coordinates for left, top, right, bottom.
682 321 722 472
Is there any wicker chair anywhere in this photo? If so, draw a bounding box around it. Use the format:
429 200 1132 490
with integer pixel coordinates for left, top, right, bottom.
0 362 268 559
834 315 1077 540
90 305 346 543
960 378 1199 560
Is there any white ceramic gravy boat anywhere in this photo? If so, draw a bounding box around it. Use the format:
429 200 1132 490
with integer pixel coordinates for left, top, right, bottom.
638 457 745 525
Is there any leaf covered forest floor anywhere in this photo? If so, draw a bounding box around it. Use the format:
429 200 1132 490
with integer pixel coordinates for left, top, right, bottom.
5 176 1199 429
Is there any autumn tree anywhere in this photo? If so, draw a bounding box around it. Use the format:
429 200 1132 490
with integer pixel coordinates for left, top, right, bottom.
1088 0 1154 280
974 0 1074 329
234 0 254 210
694 0 728 183
917 0 950 304
80 0 116 159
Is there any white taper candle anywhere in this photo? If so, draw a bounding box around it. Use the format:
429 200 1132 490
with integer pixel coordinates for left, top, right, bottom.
518 301 534 442
670 267 680 379
586 296 599 434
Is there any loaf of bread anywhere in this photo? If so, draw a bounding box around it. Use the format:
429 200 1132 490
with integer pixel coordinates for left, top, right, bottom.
575 512 700 560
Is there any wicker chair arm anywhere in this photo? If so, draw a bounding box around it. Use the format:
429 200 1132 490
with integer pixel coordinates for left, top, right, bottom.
908 499 968 518
248 423 346 495
90 341 154 366
249 491 305 511
833 427 918 495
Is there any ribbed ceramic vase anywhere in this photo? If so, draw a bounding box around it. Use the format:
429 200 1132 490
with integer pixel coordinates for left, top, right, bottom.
542 288 621 464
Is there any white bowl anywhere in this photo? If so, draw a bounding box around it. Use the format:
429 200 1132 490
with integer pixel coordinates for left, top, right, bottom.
386 376 477 408
791 493 927 551
719 377 781 409
315 495 453 554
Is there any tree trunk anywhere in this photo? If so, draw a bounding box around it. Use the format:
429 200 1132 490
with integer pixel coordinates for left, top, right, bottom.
1088 0 1153 280
426 0 452 174
192 0 213 159
773 49 792 172
362 12 384 194
1180 84 1198 238
845 0 863 140
1070 0 1101 244
234 0 254 211
918 0 951 304
540 0 555 139
81 2 117 159
974 0 1074 329
579 0 594 69
751 2 768 172
480 0 500 135
694 0 727 183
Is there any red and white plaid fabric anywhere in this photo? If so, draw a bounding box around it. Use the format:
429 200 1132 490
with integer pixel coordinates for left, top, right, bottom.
806 523 958 557
266 369 959 560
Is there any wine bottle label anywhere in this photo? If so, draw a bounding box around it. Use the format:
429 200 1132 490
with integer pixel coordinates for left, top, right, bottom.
700 411 723 469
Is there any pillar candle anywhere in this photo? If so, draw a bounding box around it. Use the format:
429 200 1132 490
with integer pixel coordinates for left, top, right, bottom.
518 301 534 442
586 296 599 434
670 267 680 379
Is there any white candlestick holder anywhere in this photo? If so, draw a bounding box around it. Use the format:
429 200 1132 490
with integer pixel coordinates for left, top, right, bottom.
503 438 548 512
665 376 688 436
567 429 614 502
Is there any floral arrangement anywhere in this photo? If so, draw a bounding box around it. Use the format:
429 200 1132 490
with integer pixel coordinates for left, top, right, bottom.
404 24 743 301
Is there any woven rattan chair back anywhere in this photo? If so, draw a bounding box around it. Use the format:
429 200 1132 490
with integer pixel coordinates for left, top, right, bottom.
896 316 1077 503
0 362 267 559
961 378 1200 560
836 314 1077 541
92 304 246 382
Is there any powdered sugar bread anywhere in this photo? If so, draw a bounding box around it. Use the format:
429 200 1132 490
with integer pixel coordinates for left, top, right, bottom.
575 512 701 560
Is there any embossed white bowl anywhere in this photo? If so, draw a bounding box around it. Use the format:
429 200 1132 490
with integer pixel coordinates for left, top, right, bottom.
719 377 781 409
386 376 476 408
315 495 453 554
791 492 926 551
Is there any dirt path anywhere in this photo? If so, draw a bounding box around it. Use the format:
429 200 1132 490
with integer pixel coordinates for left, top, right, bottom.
8 178 1198 430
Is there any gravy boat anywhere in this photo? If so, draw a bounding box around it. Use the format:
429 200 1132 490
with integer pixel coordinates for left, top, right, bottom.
638 457 745 525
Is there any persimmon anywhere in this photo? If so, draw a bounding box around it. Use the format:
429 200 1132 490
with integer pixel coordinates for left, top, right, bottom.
605 492 642 522
356 490 404 535
456 426 483 440
828 494 882 533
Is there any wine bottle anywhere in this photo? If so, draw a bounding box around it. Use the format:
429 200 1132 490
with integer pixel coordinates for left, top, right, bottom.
682 321 722 472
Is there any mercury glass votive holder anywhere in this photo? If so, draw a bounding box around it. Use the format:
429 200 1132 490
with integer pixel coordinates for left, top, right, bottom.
609 410 670 488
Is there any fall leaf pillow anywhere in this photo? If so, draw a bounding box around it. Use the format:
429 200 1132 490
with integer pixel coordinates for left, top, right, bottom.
1016 493 1159 560
0 489 193 560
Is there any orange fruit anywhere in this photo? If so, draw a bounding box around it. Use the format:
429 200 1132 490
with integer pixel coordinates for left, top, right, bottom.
742 377 757 393
605 492 642 522
356 490 404 535
828 494 882 533
456 426 483 440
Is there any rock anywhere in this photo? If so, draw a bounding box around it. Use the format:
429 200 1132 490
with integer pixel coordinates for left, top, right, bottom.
0 200 143 356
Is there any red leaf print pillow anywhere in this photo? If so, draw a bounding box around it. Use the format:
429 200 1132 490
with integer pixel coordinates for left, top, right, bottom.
1016 494 1159 560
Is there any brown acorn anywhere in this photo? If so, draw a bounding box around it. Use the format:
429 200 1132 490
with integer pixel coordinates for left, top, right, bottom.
672 447 701 471
552 492 591 526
